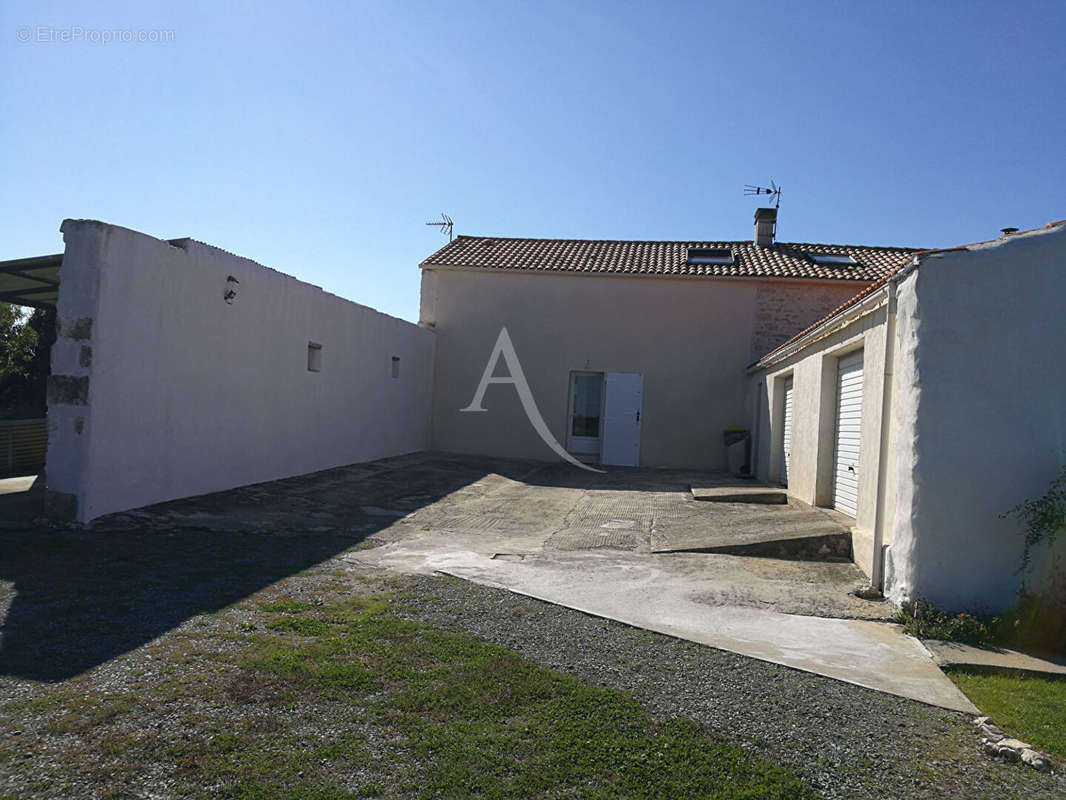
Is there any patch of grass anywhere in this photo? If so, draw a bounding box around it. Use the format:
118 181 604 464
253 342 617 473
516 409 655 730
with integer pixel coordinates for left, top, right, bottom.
259 600 313 613
5 591 813 800
242 634 379 694
3 690 74 714
266 616 330 636
43 696 136 734
161 720 370 800
237 597 813 799
948 668 1066 759
312 733 370 763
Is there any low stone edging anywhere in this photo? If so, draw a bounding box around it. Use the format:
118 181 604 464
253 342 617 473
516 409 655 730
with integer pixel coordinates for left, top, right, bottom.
974 716 1052 772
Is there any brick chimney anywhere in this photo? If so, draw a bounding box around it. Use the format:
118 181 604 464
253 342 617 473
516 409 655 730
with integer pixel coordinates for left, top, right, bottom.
754 208 777 247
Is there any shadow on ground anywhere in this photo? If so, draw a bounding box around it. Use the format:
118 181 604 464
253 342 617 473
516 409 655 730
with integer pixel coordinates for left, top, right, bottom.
0 453 554 682
0 451 825 682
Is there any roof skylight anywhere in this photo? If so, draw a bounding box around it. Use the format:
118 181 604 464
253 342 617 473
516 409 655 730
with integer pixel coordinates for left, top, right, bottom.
687 248 734 265
807 252 857 265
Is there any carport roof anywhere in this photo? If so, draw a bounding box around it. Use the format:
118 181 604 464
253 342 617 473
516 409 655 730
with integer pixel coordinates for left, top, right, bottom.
0 253 61 309
421 236 921 283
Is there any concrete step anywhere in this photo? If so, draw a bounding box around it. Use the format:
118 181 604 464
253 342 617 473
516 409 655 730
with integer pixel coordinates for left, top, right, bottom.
652 511 853 562
660 531 853 562
689 484 787 504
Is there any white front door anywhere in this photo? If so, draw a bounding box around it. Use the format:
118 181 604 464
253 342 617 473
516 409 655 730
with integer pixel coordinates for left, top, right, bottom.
566 372 604 458
832 351 864 518
601 372 643 467
781 377 794 487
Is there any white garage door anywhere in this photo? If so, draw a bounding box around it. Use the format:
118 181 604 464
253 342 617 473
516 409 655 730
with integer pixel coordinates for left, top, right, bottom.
781 376 793 487
832 351 864 517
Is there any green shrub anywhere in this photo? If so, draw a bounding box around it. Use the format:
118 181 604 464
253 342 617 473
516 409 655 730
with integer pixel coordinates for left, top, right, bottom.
1003 464 1066 575
896 594 1066 655
894 599 996 646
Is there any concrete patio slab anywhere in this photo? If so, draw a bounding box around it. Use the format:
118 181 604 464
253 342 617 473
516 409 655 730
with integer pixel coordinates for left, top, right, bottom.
925 639 1066 676
349 539 975 713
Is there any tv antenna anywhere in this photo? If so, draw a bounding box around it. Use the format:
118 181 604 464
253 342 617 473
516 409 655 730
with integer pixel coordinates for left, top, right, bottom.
425 213 454 242
744 180 781 209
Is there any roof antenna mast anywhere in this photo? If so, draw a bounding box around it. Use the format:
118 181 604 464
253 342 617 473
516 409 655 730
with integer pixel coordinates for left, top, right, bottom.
425 213 454 242
744 180 781 209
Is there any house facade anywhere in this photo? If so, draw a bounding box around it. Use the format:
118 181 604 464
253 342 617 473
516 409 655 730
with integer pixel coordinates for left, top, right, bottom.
10 212 1063 614
419 212 917 470
748 220 1066 611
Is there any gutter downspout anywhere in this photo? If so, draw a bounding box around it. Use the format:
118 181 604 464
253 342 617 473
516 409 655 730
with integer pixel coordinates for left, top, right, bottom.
869 280 898 592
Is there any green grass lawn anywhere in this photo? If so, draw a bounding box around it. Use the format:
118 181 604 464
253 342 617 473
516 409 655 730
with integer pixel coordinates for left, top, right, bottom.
236 596 814 799
3 591 814 799
948 669 1066 759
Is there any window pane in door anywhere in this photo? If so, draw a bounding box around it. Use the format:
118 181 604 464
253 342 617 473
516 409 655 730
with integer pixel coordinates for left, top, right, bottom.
571 374 602 437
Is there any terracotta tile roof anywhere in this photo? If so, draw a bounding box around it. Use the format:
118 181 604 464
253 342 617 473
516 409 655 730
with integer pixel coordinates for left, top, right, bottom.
421 235 921 283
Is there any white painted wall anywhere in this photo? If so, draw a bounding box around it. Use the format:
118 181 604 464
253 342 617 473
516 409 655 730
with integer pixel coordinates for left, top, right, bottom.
888 224 1066 612
422 267 861 469
750 302 893 579
47 220 434 522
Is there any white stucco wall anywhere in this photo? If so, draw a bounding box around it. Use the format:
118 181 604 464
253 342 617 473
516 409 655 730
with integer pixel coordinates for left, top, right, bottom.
422 267 862 470
750 301 893 578
47 220 434 522
887 223 1066 612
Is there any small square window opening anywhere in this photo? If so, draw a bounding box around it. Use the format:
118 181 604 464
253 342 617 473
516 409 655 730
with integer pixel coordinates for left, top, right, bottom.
308 342 323 372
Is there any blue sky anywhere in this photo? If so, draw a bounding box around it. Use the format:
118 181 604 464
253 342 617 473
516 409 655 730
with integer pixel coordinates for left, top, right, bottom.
2 1 1064 322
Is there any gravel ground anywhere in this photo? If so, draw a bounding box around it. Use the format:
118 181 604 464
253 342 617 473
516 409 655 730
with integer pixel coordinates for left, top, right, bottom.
2 544 1064 799
3 451 1064 799
393 572 1066 800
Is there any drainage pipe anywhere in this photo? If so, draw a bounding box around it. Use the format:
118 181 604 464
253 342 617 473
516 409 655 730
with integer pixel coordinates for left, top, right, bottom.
869 281 898 592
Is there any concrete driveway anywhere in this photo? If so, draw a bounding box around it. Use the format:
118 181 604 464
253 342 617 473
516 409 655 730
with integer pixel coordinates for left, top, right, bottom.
338 455 974 713
353 464 883 619
91 452 975 713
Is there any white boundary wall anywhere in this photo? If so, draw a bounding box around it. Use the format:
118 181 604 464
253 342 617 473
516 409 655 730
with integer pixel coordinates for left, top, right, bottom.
47 220 434 522
888 223 1066 611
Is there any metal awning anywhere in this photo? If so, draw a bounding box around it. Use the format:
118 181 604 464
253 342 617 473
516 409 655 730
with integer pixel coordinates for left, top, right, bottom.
0 254 62 309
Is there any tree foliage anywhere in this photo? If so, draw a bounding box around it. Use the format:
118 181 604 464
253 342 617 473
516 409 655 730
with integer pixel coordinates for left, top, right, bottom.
0 302 56 418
